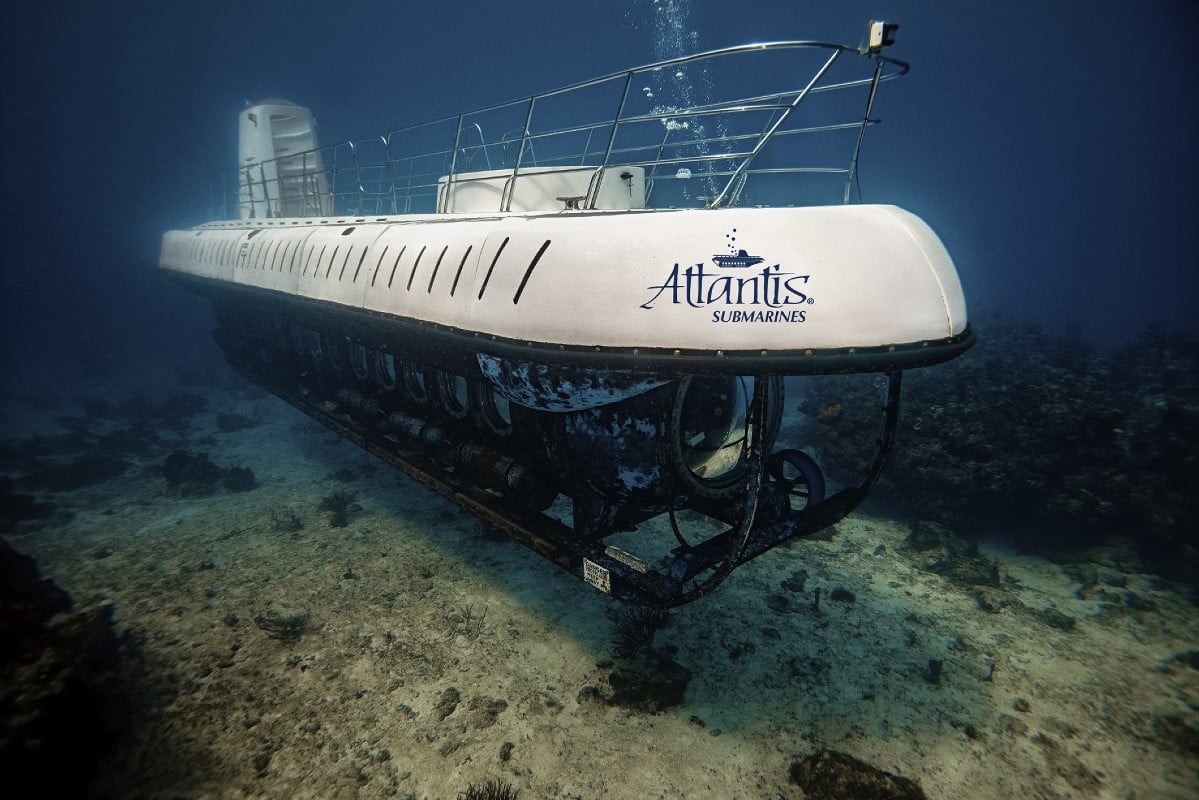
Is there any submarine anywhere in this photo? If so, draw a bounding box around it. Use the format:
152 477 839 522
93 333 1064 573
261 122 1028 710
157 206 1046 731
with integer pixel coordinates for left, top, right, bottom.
160 22 973 606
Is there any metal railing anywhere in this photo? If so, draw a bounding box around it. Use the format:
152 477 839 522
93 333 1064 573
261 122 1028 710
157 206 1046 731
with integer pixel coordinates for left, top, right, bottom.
226 40 907 220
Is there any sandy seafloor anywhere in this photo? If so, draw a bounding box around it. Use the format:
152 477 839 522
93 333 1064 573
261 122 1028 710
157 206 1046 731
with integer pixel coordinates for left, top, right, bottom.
3 363 1197 800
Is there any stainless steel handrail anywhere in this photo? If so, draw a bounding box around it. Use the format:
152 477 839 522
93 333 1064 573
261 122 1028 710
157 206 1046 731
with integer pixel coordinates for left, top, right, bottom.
233 38 908 219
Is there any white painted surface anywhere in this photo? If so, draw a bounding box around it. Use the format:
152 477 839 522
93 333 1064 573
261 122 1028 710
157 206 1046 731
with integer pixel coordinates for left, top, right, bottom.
161 204 968 353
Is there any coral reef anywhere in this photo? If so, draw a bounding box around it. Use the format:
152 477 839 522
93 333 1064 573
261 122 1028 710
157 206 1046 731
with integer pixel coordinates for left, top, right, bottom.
800 318 1199 577
0 539 129 797
600 607 691 713
458 778 519 800
216 410 261 432
91 391 209 428
253 608 312 642
24 452 131 491
269 508 305 535
162 450 256 496
610 606 673 661
0 476 56 532
318 489 357 528
902 521 1001 589
788 749 927 800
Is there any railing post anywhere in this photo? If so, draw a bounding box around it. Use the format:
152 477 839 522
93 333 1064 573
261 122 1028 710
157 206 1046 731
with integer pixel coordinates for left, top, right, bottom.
347 140 363 215
505 97 538 212
258 163 271 218
708 48 842 208
598 71 634 168
441 114 466 214
843 58 885 204
589 71 634 209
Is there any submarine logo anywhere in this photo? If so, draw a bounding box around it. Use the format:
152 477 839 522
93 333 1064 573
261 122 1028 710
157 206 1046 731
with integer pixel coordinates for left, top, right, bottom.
711 249 764 269
639 228 814 323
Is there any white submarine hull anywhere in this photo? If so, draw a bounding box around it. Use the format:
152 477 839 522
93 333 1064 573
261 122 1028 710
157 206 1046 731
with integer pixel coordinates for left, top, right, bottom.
158 34 974 605
160 202 969 380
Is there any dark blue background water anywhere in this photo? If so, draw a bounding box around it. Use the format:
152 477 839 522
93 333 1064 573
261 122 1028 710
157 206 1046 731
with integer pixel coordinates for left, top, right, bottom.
2 0 1196 384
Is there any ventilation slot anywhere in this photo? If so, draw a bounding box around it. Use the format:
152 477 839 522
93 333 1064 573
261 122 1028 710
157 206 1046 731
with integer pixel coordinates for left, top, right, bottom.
268 240 283 271
337 246 356 280
351 248 370 283
407 245 427 292
367 246 390 285
303 245 324 277
450 245 473 297
427 245 449 293
513 240 551 305
477 237 510 300
386 245 407 289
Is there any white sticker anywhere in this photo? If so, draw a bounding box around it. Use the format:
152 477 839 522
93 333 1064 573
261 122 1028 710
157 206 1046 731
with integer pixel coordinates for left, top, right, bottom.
582 558 611 594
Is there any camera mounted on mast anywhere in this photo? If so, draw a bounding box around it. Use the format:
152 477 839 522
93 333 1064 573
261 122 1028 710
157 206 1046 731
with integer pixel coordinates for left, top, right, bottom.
864 20 899 54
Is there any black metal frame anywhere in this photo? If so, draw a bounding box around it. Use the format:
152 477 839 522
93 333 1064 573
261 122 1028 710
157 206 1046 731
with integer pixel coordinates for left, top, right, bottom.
215 313 902 607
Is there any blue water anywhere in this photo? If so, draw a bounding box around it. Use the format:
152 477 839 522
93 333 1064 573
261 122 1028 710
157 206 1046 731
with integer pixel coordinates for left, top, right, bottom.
3 0 1197 364
2 2 1197 798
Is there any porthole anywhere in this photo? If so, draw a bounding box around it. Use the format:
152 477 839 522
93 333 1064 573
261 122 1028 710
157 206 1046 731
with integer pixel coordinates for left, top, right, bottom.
320 332 347 374
666 375 782 500
436 371 471 420
400 360 427 404
348 343 371 381
477 385 514 436
373 351 398 390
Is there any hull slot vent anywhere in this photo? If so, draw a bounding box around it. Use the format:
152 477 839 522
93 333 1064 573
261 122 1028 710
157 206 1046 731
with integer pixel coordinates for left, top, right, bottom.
351 248 370 282
428 245 449 293
368 245 389 284
385 245 407 289
338 246 357 280
477 237 510 300
451 244 473 297
513 240 551 305
407 245 428 292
